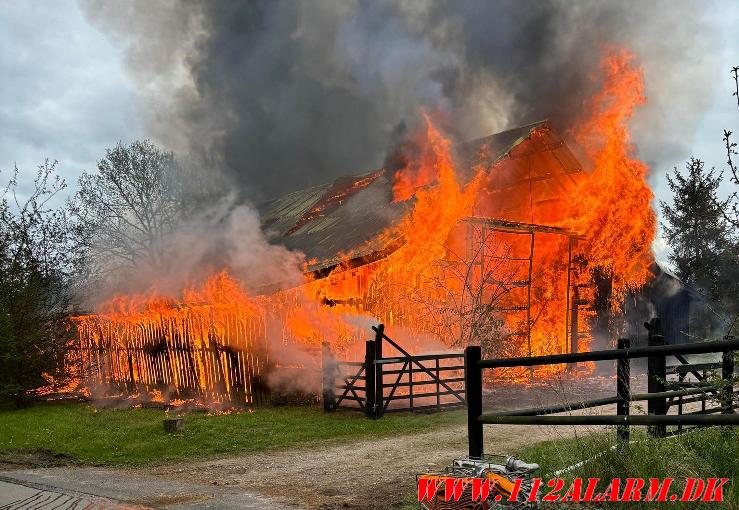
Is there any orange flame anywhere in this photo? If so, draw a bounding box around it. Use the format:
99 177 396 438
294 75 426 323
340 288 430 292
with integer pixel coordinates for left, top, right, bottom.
68 47 656 400
570 48 656 297
393 114 483 270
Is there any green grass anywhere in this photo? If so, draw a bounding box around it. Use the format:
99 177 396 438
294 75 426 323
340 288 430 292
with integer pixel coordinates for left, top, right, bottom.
517 428 739 509
0 401 465 466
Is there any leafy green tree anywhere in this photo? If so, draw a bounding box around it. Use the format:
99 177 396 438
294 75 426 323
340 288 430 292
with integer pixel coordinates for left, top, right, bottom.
660 157 730 301
0 162 77 406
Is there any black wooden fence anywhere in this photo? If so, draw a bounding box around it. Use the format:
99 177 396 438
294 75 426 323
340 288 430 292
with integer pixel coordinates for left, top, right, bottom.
323 324 466 418
464 317 739 458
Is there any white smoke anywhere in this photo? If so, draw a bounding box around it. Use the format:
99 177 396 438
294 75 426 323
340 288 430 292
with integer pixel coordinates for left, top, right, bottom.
85 195 305 305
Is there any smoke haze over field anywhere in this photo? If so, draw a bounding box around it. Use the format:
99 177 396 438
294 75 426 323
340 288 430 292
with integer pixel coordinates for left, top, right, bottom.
80 0 721 201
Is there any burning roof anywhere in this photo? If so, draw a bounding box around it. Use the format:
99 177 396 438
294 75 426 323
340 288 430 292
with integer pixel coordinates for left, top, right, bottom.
259 120 584 276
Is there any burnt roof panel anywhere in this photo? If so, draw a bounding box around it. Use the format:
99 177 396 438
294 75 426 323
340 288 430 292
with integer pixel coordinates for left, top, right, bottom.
258 120 583 275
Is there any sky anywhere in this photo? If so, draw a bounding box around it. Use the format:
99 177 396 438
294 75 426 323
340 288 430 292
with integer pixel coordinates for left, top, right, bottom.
0 0 142 196
0 0 737 266
644 5 739 263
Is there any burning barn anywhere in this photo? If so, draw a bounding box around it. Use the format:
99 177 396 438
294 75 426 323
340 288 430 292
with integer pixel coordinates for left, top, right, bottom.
70 52 657 406
71 124 641 404
260 120 589 358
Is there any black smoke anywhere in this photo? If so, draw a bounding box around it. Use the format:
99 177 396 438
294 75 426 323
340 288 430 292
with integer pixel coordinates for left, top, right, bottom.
81 0 721 200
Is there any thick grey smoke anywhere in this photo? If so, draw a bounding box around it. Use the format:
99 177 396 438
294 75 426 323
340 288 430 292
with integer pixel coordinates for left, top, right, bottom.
81 0 722 200
83 194 307 306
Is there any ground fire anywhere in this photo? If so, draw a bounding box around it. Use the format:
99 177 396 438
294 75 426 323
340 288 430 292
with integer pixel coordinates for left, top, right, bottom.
69 49 655 405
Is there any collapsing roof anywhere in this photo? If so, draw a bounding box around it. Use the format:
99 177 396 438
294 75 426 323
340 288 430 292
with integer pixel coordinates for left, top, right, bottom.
258 120 584 276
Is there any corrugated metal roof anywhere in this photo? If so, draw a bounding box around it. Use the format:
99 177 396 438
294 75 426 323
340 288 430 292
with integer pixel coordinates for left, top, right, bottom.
457 120 551 171
260 169 407 273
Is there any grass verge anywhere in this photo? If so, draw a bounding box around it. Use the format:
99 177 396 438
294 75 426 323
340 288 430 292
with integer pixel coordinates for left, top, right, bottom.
516 427 738 509
0 401 465 466
404 427 737 509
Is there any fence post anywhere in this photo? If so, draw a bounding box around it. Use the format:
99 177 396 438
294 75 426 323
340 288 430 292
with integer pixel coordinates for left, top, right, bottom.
127 351 136 393
365 340 377 419
409 360 414 411
322 342 337 412
374 324 384 418
647 318 666 438
464 345 483 458
677 372 684 434
435 357 441 412
702 369 707 413
616 338 631 443
722 350 735 416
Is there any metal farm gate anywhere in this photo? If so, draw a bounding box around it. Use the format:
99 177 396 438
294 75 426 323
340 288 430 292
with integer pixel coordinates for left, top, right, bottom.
322 324 466 418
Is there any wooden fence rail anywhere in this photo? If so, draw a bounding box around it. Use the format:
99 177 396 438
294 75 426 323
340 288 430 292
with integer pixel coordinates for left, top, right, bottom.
464 317 739 458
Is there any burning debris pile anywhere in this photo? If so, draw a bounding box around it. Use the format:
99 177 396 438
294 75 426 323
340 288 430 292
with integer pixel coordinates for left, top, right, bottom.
70 50 655 406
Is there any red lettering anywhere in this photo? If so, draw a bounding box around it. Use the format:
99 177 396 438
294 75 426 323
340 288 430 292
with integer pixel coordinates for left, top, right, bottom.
681 478 706 502
508 478 522 502
542 478 566 502
560 478 583 502
605 479 621 502
621 478 645 501
644 478 672 502
702 478 730 502
592 491 607 502
417 477 437 502
527 478 542 502
444 477 467 502
471 478 491 501
582 478 601 501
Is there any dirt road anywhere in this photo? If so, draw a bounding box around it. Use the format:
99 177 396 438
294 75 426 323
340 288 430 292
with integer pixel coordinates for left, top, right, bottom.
142 376 642 509
142 420 600 509
0 376 646 509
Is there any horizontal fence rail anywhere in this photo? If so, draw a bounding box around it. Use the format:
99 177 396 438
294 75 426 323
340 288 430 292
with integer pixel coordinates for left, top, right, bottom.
487 387 725 418
478 415 739 426
477 339 739 368
464 317 739 458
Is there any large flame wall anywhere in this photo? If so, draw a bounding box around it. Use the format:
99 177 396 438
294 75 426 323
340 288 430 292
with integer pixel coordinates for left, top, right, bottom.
69 49 656 403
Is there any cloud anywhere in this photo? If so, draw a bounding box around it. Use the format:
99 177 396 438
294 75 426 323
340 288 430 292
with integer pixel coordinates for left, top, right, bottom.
0 0 141 195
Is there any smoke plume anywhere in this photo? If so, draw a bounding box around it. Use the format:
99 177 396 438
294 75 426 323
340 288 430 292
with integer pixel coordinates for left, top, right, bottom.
81 0 721 201
82 195 306 306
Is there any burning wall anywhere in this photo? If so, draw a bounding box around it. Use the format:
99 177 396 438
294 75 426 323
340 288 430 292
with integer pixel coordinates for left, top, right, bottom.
70 50 656 405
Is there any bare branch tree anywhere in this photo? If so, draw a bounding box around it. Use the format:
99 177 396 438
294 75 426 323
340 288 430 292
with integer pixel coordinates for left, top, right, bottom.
70 140 193 283
716 67 739 317
722 130 739 228
723 67 739 229
374 225 519 352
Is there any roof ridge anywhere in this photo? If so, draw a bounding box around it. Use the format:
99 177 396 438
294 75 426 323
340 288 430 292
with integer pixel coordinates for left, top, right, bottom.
266 120 554 200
